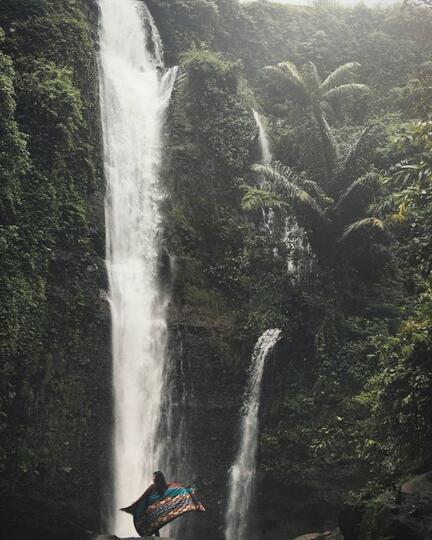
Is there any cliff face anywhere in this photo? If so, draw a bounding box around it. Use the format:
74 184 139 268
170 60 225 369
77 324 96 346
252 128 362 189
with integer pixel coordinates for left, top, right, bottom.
0 0 111 533
160 46 258 539
153 2 432 539
158 24 339 539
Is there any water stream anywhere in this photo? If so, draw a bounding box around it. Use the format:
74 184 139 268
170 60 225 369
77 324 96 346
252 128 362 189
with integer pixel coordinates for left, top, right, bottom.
97 0 177 535
253 109 272 163
225 329 282 540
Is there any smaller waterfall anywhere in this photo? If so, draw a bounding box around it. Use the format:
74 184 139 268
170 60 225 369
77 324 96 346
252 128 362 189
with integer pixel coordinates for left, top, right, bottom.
253 109 272 163
225 329 282 540
283 217 314 278
262 207 275 236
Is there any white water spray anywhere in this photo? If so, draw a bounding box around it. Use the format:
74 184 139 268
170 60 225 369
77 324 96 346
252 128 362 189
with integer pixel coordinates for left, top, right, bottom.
97 0 177 535
225 329 282 540
253 110 272 163
283 217 314 278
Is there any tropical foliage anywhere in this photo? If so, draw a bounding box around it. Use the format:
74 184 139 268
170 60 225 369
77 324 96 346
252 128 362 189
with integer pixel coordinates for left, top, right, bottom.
263 60 369 186
1 0 432 538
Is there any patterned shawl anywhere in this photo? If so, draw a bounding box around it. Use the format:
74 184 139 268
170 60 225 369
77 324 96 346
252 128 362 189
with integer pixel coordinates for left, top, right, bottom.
124 483 205 536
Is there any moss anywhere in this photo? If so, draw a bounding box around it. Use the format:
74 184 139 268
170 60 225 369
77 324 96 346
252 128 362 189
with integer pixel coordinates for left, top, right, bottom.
0 0 109 528
1 0 431 537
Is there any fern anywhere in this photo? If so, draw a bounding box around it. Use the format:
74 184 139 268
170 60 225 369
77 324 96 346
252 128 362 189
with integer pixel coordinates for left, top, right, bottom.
323 83 369 102
342 217 385 239
320 62 362 91
252 162 326 218
241 187 286 211
263 63 308 105
262 59 368 188
337 173 378 209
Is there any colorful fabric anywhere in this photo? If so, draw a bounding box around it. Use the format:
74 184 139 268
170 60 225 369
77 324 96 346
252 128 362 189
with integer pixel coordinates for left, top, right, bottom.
132 483 205 536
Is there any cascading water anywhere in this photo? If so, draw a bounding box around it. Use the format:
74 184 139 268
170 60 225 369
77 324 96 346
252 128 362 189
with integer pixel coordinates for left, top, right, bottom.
225 329 282 540
284 217 314 278
253 109 272 163
97 0 177 535
253 109 275 254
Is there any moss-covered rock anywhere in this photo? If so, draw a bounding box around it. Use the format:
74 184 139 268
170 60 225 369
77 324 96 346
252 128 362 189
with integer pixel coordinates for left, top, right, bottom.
0 0 110 530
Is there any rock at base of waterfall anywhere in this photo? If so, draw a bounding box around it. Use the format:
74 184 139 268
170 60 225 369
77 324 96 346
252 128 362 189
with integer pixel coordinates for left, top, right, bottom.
292 530 342 540
359 471 432 539
336 470 432 540
93 536 174 540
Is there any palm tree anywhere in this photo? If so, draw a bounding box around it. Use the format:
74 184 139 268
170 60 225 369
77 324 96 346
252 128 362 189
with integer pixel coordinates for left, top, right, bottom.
263 60 369 187
243 144 384 258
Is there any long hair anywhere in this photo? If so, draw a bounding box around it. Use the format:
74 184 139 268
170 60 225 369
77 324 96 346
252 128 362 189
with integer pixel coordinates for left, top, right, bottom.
153 471 168 495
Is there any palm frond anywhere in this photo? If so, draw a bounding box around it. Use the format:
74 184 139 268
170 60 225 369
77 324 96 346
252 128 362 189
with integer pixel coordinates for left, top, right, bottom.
342 217 384 239
300 178 334 207
241 187 286 211
342 126 372 175
330 125 381 194
337 172 378 210
320 114 339 175
263 62 309 105
252 161 325 218
303 113 339 186
370 196 397 219
321 100 335 123
334 173 379 228
252 161 302 188
302 61 321 93
320 62 361 91
276 61 304 85
323 83 369 102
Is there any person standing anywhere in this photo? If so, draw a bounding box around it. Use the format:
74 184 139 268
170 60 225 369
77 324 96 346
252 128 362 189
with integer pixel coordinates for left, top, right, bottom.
121 471 205 536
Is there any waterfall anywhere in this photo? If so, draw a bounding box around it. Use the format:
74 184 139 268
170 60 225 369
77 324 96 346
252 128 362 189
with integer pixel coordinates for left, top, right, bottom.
225 329 282 540
97 0 177 535
283 217 314 279
253 109 272 163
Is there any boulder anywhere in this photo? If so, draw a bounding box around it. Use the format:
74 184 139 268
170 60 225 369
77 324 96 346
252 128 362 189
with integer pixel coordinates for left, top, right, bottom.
358 471 432 540
338 503 365 540
293 530 342 540
91 537 173 540
402 470 432 501
0 493 90 540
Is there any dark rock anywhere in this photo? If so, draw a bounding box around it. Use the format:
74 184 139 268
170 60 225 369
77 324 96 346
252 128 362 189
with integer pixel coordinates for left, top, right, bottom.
293 534 328 540
0 494 90 540
412 456 432 475
90 536 173 540
358 471 432 540
338 503 365 540
367 504 427 540
293 530 342 540
402 470 432 501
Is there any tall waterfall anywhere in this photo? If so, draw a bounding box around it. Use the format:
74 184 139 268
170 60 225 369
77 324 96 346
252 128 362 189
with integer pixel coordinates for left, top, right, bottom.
97 0 177 535
225 329 282 540
253 110 272 163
